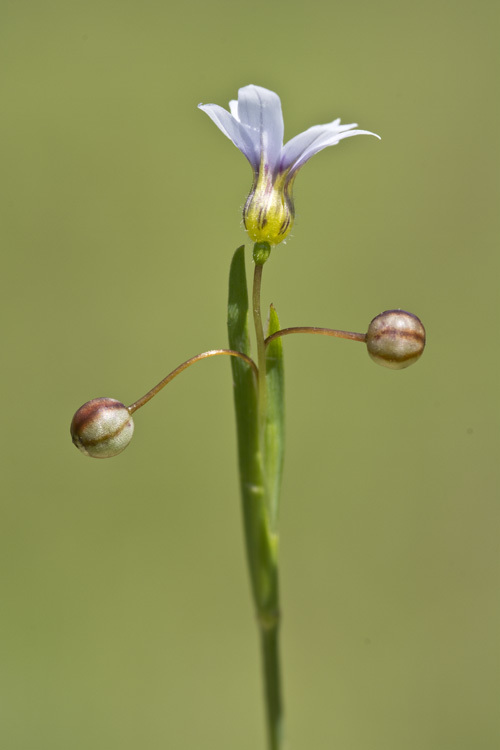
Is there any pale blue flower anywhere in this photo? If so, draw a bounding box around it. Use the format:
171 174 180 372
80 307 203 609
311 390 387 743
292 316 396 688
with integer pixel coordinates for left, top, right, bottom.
199 85 380 245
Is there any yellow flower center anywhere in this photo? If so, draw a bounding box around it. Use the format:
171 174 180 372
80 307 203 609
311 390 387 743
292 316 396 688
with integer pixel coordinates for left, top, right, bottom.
243 166 295 245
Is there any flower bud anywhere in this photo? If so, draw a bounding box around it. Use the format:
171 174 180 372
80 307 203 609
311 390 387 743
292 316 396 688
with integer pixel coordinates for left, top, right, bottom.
366 310 425 369
243 171 295 245
70 398 134 458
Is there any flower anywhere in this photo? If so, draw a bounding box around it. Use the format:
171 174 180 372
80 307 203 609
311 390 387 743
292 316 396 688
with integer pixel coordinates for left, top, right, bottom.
199 85 380 246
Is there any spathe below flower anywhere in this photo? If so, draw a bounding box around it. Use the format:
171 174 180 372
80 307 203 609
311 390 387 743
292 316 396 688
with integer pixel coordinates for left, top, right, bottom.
199 84 380 246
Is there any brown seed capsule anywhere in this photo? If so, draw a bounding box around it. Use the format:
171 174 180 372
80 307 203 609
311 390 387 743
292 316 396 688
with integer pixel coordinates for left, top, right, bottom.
366 310 426 370
70 398 134 458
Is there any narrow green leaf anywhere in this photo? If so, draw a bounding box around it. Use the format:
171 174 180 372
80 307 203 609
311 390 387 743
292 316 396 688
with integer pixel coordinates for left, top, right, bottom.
228 246 251 359
265 304 285 530
227 247 259 478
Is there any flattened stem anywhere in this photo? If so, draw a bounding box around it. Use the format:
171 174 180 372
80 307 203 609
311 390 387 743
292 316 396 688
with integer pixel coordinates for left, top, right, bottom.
228 246 283 750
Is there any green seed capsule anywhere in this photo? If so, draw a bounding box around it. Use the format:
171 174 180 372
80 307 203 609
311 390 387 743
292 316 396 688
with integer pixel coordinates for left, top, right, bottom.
366 310 426 370
70 398 134 458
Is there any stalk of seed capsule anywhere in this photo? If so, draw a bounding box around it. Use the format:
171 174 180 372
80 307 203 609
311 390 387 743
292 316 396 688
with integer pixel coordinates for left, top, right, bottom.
365 310 426 369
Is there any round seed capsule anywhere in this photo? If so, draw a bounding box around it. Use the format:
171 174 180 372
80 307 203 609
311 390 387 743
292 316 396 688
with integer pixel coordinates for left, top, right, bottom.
366 310 426 370
70 398 134 458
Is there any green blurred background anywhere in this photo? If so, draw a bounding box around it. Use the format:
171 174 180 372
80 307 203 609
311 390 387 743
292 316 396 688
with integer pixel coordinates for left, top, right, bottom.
1 1 498 748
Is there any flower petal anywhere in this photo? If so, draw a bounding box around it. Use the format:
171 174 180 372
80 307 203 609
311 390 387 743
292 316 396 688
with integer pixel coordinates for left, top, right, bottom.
281 120 380 176
198 103 260 170
229 99 239 119
235 85 284 174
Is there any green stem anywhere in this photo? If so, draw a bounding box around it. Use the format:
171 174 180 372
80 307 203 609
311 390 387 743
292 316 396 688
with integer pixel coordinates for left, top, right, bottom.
227 246 283 750
253 262 268 435
261 623 283 750
252 256 283 750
